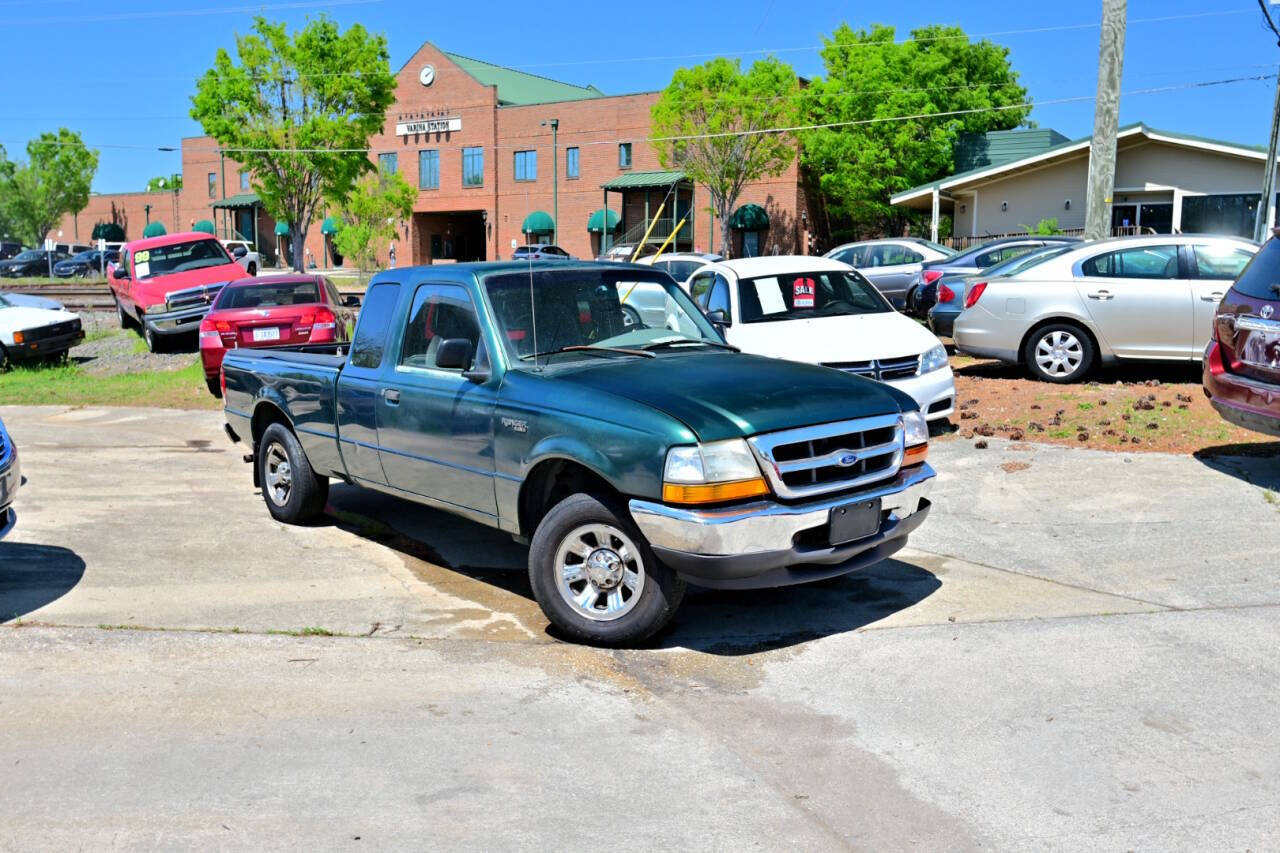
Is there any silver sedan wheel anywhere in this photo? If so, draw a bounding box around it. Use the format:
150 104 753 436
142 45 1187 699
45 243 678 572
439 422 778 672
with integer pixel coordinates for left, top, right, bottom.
554 523 645 622
1034 330 1085 378
263 441 293 507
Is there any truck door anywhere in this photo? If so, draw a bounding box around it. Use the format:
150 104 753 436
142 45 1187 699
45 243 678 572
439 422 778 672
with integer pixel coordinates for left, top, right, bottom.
336 281 402 485
376 281 499 518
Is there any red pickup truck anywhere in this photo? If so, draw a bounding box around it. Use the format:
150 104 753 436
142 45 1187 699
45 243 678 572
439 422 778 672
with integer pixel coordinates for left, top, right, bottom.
108 231 247 352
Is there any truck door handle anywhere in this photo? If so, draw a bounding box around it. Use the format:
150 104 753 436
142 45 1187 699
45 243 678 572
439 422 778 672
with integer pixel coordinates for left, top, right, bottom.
1087 290 1114 300
1200 292 1224 302
382 388 400 405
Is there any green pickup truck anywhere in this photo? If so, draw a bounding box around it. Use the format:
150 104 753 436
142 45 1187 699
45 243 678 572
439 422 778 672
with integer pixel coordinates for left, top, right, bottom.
221 261 935 645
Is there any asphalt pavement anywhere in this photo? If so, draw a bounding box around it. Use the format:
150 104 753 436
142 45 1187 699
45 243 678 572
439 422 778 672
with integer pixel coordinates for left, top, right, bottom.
1 405 1277 850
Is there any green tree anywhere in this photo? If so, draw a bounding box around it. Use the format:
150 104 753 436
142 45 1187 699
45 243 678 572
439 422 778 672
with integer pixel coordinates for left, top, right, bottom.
650 57 799 257
145 173 183 192
0 130 99 247
801 23 1031 240
0 145 15 240
331 170 415 279
190 16 396 272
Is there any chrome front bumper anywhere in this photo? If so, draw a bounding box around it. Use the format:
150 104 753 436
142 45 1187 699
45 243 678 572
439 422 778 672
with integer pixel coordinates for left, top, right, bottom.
144 304 214 335
630 463 933 557
0 507 15 540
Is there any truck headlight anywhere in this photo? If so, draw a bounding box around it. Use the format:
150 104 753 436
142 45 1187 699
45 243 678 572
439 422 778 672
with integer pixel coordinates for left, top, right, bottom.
902 410 929 466
917 344 949 374
662 438 769 504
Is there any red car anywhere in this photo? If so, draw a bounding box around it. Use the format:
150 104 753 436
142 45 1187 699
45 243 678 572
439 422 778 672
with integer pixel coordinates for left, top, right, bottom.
1204 235 1280 438
199 275 359 396
109 232 246 352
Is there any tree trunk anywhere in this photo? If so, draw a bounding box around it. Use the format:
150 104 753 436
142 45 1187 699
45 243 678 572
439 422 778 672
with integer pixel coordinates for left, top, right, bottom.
290 228 305 273
720 203 733 260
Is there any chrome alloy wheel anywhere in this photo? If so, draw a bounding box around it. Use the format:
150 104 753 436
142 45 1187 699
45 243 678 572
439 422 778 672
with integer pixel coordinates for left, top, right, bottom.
263 441 293 507
554 523 646 622
1034 330 1084 378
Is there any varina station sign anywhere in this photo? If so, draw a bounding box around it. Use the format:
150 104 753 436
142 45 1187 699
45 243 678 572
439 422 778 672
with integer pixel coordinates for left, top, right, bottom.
395 116 462 136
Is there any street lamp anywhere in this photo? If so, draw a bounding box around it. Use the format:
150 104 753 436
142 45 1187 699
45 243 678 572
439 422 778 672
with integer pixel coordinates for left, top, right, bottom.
541 119 559 245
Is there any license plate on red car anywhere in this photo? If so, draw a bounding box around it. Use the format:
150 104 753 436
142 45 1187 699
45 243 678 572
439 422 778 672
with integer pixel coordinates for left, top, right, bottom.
252 327 280 342
829 498 881 545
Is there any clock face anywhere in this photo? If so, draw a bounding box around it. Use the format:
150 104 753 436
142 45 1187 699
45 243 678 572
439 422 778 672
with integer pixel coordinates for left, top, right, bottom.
419 64 435 87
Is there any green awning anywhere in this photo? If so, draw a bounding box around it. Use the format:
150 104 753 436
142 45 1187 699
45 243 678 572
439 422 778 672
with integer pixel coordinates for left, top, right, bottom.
728 203 769 231
521 211 555 234
192 219 215 235
321 216 341 235
91 222 125 242
586 209 620 233
142 222 167 238
274 221 290 236
211 192 261 210
601 170 686 190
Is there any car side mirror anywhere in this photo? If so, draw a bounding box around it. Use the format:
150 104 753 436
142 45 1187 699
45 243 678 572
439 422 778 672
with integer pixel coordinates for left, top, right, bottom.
232 246 248 259
113 266 129 280
705 308 732 328
342 295 361 307
434 338 474 370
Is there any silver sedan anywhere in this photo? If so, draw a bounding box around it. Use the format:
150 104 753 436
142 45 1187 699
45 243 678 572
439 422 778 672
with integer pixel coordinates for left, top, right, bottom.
952 234 1258 382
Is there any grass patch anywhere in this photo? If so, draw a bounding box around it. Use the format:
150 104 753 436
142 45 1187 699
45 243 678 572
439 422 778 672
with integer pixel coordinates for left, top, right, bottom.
268 626 339 637
0 359 219 409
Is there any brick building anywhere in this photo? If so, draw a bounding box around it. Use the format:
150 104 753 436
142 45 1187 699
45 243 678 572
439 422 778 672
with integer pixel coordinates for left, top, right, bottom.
56 43 814 268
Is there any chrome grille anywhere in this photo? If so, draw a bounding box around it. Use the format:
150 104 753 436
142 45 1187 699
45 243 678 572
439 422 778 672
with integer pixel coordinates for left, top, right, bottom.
165 282 226 313
823 355 920 382
748 414 904 500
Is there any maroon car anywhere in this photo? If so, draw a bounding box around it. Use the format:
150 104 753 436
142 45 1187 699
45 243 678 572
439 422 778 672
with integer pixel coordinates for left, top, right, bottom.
1204 236 1280 437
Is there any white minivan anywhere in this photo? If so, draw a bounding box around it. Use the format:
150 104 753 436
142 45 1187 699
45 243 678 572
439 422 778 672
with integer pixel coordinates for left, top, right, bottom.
680 257 955 420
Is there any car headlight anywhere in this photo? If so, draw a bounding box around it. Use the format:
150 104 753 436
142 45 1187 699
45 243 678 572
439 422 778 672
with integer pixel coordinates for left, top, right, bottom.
917 344 949 374
662 438 769 504
902 410 929 466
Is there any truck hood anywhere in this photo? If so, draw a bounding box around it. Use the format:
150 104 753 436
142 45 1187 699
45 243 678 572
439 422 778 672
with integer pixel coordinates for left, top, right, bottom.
548 351 909 441
728 312 943 365
125 262 245 307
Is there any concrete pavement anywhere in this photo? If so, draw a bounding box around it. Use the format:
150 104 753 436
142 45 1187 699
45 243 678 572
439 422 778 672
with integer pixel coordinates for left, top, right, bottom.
1 405 1277 850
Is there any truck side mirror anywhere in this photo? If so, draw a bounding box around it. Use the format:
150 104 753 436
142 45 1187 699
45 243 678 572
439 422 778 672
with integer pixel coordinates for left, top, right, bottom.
232 246 248 259
434 338 474 370
705 308 731 328
113 266 129 280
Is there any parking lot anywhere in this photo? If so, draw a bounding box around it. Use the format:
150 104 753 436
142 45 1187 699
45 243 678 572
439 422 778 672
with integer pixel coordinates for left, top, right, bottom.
3 404 1278 850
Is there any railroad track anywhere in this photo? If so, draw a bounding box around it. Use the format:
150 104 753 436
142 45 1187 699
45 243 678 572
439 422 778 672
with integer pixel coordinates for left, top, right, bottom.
2 284 367 312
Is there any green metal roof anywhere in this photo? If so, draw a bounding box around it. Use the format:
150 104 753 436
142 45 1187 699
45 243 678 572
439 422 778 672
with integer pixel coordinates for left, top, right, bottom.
601 170 686 190
587 208 621 233
728 203 769 231
521 211 555 234
274 221 290 236
321 216 341 235
444 51 604 106
211 192 261 210
142 222 167 238
953 128 1070 173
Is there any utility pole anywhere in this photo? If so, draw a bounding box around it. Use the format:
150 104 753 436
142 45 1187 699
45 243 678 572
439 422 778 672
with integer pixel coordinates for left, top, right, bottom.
1254 0 1280 242
1083 0 1127 241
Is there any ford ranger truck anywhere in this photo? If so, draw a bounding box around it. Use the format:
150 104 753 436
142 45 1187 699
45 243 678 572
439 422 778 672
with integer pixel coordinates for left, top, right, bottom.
108 231 246 352
221 262 936 645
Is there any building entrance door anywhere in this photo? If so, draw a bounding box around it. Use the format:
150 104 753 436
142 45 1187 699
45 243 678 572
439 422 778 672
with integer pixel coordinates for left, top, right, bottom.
413 211 487 264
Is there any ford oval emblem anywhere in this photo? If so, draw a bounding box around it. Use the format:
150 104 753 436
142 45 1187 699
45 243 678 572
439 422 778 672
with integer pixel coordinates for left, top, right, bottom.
837 453 858 467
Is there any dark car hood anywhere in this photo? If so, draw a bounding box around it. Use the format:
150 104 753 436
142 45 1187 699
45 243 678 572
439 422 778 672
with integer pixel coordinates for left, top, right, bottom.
547 351 909 441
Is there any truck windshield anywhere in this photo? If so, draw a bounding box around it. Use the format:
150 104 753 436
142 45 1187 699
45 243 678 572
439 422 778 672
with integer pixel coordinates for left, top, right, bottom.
483 268 723 366
738 270 891 323
134 239 233 278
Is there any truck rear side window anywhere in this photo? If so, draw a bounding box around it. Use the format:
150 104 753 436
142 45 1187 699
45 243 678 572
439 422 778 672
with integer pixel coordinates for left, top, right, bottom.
350 282 402 369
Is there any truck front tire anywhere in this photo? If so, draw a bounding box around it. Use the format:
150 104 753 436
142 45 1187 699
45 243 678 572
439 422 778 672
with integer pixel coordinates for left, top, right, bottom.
528 493 685 646
258 423 329 523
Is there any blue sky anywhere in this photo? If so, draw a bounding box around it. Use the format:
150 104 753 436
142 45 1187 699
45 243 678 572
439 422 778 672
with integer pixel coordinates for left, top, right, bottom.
1 0 1276 193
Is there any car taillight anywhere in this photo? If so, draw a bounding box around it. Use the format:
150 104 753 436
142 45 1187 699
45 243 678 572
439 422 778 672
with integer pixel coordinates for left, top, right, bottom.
922 269 943 286
302 308 337 340
964 282 987 309
938 284 955 303
198 317 221 342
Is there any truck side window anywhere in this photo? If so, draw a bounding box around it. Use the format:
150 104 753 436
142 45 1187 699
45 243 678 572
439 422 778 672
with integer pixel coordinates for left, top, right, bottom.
399 284 480 370
350 282 402 369
689 273 715 308
708 275 731 315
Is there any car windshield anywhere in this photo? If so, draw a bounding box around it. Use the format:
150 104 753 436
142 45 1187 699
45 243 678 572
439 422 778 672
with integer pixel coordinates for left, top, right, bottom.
134 239 232 278
13 250 41 261
71 250 97 261
916 239 957 256
215 281 321 309
980 245 1072 277
737 269 891 323
483 268 723 366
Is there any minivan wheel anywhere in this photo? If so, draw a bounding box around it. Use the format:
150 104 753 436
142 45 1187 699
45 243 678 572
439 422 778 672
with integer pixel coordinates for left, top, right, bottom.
258 423 328 523
528 493 685 646
1024 323 1095 383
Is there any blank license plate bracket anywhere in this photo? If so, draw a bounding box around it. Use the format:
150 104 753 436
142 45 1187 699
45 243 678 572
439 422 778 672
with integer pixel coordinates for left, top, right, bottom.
829 498 882 545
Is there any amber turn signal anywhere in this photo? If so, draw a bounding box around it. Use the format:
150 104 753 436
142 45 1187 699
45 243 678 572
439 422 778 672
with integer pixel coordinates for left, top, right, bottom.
903 443 929 467
12 331 23 344
662 477 769 505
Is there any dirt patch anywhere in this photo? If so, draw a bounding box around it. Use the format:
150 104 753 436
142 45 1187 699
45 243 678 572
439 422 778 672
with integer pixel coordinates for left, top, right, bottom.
71 312 196 377
942 355 1274 455
999 461 1031 474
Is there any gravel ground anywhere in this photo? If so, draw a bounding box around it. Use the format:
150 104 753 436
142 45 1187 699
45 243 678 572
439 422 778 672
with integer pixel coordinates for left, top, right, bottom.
70 311 199 376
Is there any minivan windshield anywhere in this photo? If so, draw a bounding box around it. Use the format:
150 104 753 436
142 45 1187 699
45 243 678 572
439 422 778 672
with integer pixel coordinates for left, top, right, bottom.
133 238 234 278
483 268 723 366
737 270 891 323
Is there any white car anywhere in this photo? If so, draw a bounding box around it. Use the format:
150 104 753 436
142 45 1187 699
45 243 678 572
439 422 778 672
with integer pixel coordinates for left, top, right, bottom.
681 257 955 420
0 293 84 366
221 240 259 276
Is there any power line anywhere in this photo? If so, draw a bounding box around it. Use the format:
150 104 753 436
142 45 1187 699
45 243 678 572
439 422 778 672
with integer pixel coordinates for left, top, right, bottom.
3 0 381 25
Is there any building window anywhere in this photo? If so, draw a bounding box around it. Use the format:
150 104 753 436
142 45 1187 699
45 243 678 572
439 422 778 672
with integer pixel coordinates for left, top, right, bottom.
618 143 632 169
239 171 250 192
1180 193 1260 239
566 147 580 180
378 152 398 174
514 150 537 182
207 172 217 199
463 147 484 187
419 150 439 190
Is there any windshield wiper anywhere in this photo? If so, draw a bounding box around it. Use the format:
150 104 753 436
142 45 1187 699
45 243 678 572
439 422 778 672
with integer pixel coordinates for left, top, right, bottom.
641 338 739 352
519 345 656 361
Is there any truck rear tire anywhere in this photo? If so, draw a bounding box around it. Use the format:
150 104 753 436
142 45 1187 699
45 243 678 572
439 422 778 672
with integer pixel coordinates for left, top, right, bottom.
528 493 685 646
258 423 329 523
